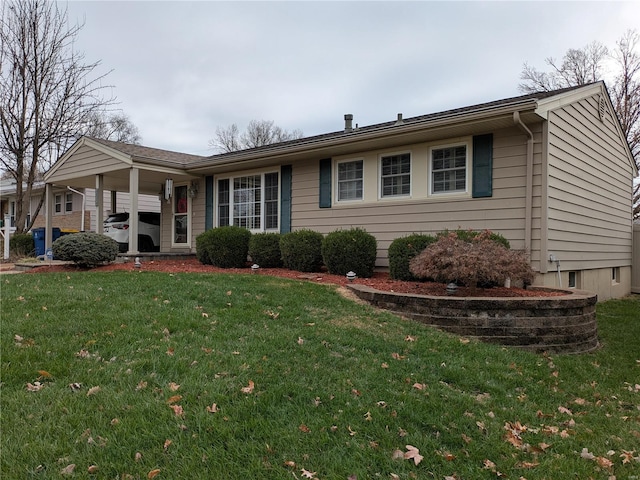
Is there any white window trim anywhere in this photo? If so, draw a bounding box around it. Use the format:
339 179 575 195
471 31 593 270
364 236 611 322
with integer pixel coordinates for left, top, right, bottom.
378 151 412 200
54 194 63 214
65 192 73 212
428 140 471 197
214 169 281 233
171 183 192 248
335 158 364 203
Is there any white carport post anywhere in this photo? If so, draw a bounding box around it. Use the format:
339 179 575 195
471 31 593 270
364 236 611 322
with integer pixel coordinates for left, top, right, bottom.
95 174 104 231
44 183 54 252
128 167 139 254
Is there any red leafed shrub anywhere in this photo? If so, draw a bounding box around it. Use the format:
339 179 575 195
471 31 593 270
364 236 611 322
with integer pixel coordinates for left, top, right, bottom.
409 230 535 290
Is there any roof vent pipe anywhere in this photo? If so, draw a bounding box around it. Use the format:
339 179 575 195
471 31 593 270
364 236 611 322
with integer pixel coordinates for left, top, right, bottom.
395 113 404 125
344 114 353 132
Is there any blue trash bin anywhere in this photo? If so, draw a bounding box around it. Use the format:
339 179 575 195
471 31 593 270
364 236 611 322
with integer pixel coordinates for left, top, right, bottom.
32 227 61 257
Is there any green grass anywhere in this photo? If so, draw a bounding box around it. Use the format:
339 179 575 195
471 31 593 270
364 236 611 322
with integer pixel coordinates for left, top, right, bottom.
1 271 639 479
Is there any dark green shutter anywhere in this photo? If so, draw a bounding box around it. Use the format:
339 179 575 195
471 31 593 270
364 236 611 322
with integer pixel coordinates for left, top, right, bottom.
319 158 332 208
472 134 493 198
205 176 214 230
280 165 292 233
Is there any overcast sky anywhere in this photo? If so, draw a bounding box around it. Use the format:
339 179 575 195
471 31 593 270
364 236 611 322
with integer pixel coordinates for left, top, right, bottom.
64 0 640 155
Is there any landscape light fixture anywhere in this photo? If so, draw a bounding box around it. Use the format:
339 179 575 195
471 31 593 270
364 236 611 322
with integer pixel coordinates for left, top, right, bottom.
134 257 141 269
446 282 458 295
251 264 260 274
346 271 357 282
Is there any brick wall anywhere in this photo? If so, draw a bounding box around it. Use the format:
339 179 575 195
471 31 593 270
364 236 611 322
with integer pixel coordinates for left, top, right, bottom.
31 211 91 231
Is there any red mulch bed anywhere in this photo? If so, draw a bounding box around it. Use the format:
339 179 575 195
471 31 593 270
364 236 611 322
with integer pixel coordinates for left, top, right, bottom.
26 258 563 298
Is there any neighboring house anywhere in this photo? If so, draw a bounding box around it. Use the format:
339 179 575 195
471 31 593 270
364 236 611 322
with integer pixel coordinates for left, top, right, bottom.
43 82 638 300
0 179 160 234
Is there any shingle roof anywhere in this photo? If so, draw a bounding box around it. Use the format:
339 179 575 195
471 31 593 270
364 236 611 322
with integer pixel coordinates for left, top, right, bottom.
88 137 209 167
88 83 594 169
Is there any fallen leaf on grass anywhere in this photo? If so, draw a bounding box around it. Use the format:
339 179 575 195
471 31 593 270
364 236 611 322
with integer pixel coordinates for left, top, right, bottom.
301 468 316 478
38 370 52 378
168 382 180 391
26 382 44 392
86 386 101 396
299 424 310 433
166 348 175 356
297 337 304 345
412 382 427 391
69 382 82 391
391 352 405 360
596 456 614 469
163 439 172 451
167 395 182 404
147 468 161 478
403 445 423 465
88 465 99 473
60 464 76 475
169 405 184 417
135 452 143 462
206 403 219 413
580 448 595 460
558 406 573 416
404 335 416 342
241 380 255 394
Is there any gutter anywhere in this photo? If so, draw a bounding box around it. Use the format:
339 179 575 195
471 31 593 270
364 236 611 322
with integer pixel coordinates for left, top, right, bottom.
513 111 534 256
67 186 86 231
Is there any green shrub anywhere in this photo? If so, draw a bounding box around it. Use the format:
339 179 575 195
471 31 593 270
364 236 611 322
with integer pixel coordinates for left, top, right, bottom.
388 234 436 281
52 232 119 267
9 233 35 257
203 226 251 268
248 233 282 268
195 229 213 265
437 228 510 249
280 229 324 272
321 228 377 278
409 230 534 291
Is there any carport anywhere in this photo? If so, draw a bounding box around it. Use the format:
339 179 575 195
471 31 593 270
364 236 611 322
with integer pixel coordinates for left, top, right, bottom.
43 137 205 254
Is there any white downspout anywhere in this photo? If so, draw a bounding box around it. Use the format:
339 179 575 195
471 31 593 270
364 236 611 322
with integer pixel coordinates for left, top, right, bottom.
67 187 86 232
513 112 534 254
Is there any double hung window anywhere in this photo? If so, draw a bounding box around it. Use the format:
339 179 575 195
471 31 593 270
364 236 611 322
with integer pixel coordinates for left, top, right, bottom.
431 145 467 194
337 160 363 201
65 193 73 212
217 172 279 231
380 153 410 197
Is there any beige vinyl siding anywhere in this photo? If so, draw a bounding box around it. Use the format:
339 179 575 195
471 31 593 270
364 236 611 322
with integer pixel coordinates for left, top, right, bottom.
49 145 128 181
546 94 633 271
291 126 537 268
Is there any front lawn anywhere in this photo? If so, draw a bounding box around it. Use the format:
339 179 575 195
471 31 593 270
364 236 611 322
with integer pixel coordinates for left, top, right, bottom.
1 272 638 479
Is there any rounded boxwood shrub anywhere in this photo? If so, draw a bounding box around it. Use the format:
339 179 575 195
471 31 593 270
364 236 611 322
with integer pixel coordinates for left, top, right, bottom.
248 232 282 268
52 232 119 267
195 229 214 265
203 226 251 268
321 227 377 278
10 233 35 257
388 233 436 281
280 229 324 272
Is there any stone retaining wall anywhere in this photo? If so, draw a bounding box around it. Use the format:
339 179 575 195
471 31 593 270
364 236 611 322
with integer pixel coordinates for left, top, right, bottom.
346 285 598 354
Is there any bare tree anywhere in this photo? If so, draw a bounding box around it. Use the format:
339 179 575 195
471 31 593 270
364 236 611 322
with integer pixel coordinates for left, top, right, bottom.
519 30 640 219
82 112 142 144
209 119 303 153
0 0 114 233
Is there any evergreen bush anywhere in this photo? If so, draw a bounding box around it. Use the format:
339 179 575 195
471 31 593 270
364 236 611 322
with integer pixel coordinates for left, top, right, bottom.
388 233 436 281
195 229 214 265
52 233 119 267
280 229 324 272
203 226 251 268
437 228 510 249
9 233 35 257
321 227 377 277
248 232 282 268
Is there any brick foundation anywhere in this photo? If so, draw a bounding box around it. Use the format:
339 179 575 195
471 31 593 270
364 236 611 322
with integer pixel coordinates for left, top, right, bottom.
346 285 598 354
